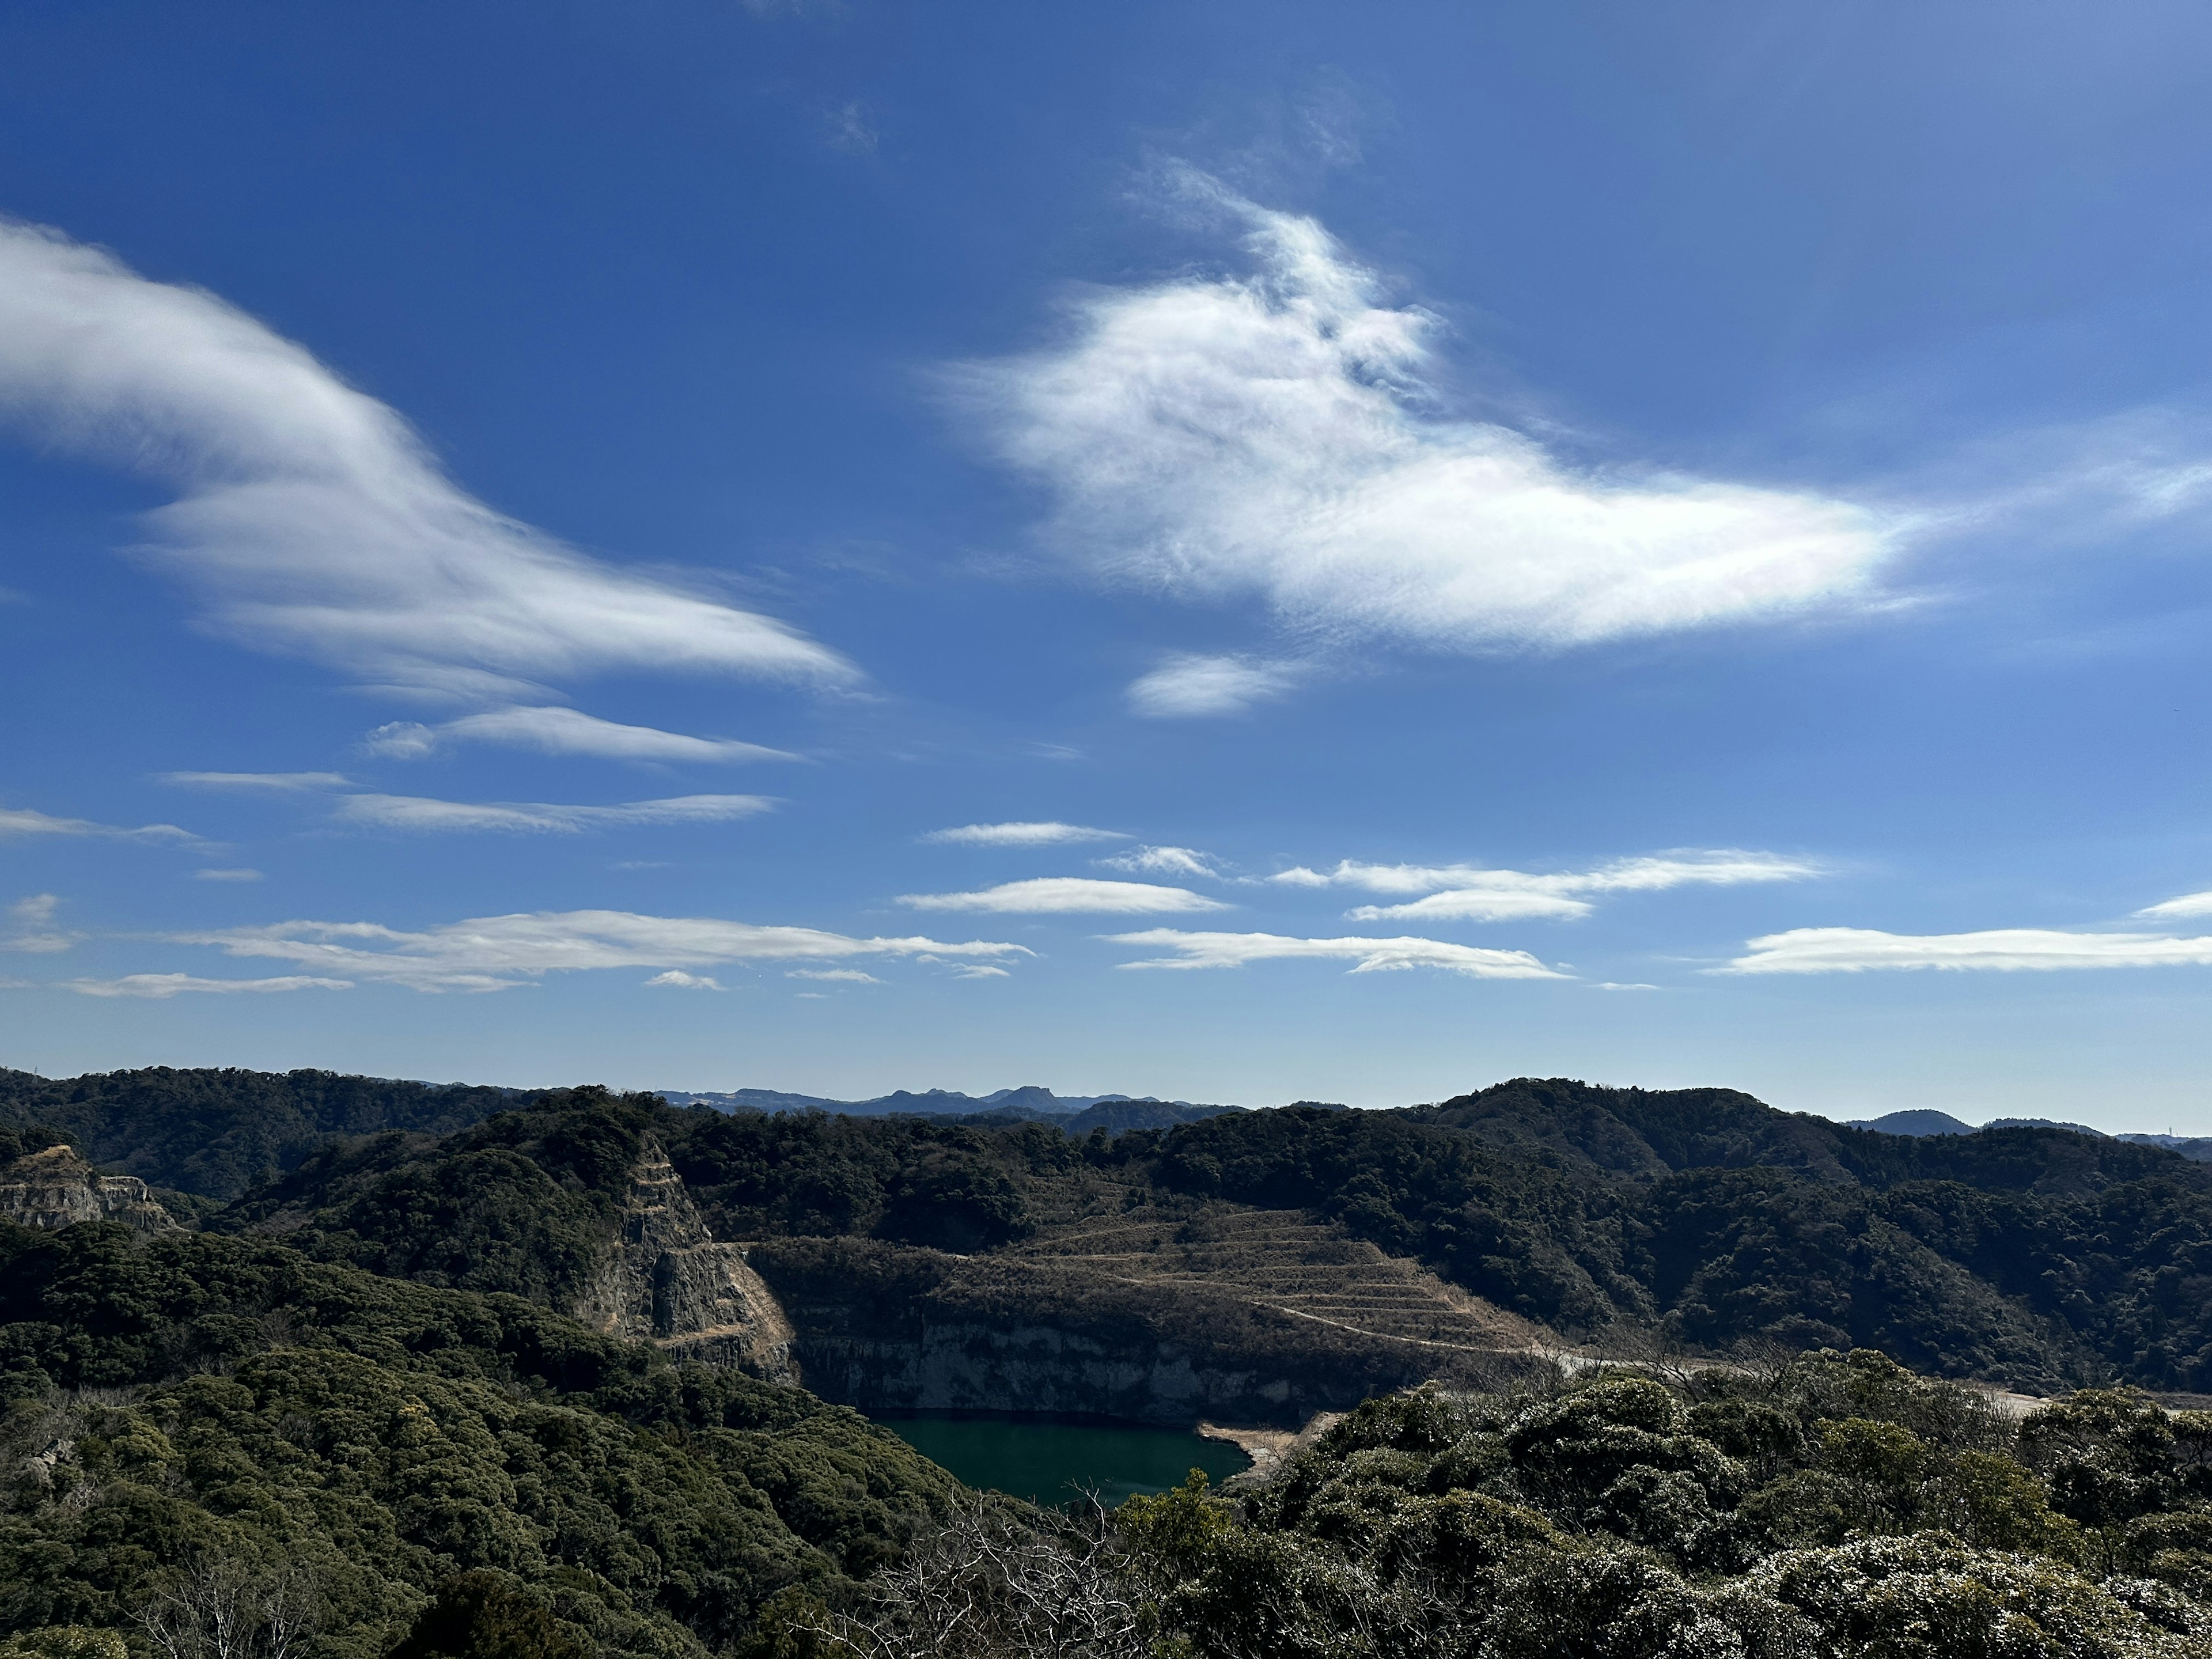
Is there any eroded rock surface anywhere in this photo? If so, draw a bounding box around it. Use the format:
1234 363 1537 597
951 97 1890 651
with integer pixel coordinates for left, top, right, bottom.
571 1135 797 1383
0 1143 176 1233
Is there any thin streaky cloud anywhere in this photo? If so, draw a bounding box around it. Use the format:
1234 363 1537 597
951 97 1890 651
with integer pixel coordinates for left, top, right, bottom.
958 167 1896 660
1099 845 1222 879
170 908 1032 992
194 869 264 882
2137 890 2212 920
65 973 353 998
1721 927 2212 975
4 893 75 954
0 804 196 842
1265 850 1823 922
788 968 884 983
333 793 775 834
952 964 1011 979
0 219 853 702
922 821 1127 847
900 877 1230 914
160 771 351 791
363 706 797 764
645 970 724 990
1126 654 1297 718
1107 928 1566 979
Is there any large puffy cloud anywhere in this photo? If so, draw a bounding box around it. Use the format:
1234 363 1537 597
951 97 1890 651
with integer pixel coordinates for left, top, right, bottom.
1277 850 1820 922
333 793 774 834
1108 928 1564 979
1722 927 2212 974
899 877 1229 914
961 172 1893 657
362 707 796 764
170 908 1031 992
0 220 851 700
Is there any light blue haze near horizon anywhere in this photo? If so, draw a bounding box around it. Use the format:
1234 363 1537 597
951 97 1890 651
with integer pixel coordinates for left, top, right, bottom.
3 2 2211 1130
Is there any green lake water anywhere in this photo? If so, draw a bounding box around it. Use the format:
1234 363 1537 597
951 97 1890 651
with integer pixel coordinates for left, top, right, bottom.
870 1411 1251 1508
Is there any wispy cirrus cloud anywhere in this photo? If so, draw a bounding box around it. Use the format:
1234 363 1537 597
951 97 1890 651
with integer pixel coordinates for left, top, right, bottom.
646 970 724 990
1127 654 1298 718
168 908 1030 992
1274 850 1821 922
363 706 796 764
333 793 774 834
0 219 853 702
958 168 1895 662
1108 928 1565 979
900 877 1229 915
0 804 195 842
2136 890 2212 921
3 894 76 953
1723 927 2212 975
160 771 353 791
923 821 1127 847
1098 845 1223 880
65 973 352 998
194 869 264 882
789 967 883 983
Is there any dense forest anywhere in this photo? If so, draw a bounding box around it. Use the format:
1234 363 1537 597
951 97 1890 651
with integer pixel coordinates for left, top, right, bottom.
9 1066 2212 1656
21 1066 2198 1393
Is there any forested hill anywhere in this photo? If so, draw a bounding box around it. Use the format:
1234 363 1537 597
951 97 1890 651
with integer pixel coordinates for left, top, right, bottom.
10 1066 2212 1391
0 1067 522 1199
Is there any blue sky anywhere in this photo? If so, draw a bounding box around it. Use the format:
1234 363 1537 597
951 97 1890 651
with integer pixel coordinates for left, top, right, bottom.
5 1 2212 1126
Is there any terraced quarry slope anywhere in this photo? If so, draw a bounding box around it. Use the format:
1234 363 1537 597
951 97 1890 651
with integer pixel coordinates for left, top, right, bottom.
1004 1174 1542 1355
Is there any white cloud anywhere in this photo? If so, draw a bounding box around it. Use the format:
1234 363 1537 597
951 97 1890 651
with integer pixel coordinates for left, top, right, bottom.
194 868 264 882
333 793 774 834
952 964 1011 979
922 821 1127 847
1107 928 1566 979
0 219 852 700
959 169 1893 657
65 973 352 998
4 893 75 954
169 908 1030 992
1271 850 1824 922
0 805 195 842
1126 654 1297 718
646 970 724 990
788 968 883 983
1721 927 2212 975
364 706 795 764
900 877 1231 914
160 771 351 790
2137 890 2212 920
1099 845 1222 879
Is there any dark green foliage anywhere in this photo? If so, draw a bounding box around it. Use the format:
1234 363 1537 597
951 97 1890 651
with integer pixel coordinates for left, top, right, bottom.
0 1069 521 1199
0 1219 962 1659
385 1573 589 1659
1124 1355 2212 1659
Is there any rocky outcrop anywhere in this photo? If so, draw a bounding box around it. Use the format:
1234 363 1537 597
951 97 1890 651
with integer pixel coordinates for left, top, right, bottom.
570 1135 797 1383
0 1143 177 1232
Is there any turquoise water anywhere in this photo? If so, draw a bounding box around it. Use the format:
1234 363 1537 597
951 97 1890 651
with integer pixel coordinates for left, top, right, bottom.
870 1411 1251 1508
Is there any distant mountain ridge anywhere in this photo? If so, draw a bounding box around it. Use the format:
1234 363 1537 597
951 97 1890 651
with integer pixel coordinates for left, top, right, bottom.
657 1084 1241 1135
1846 1106 2212 1161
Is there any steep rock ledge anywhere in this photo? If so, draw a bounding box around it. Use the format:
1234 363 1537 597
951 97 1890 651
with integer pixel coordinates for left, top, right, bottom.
570 1134 797 1382
0 1143 176 1233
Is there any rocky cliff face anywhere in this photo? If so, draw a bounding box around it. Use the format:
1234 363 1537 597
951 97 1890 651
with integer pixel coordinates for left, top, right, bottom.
748 1236 1503 1427
0 1143 177 1232
571 1135 797 1383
